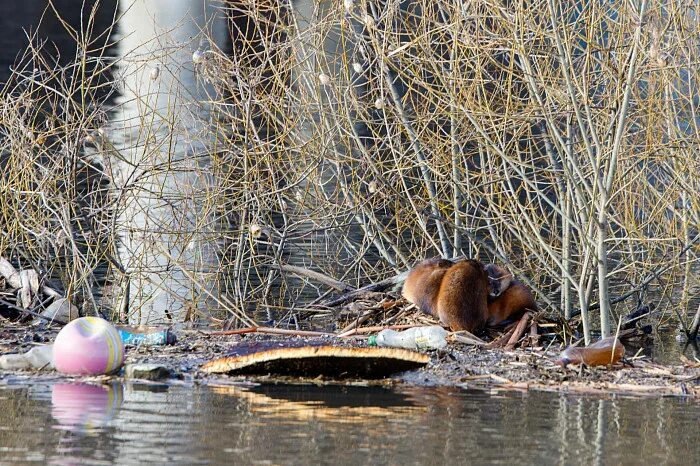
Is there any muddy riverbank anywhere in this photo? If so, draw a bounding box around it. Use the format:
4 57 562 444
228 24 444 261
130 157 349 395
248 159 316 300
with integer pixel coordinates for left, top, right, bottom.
2 321 699 399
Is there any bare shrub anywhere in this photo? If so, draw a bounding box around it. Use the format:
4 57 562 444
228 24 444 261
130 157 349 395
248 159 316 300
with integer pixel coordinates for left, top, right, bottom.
2 1 700 339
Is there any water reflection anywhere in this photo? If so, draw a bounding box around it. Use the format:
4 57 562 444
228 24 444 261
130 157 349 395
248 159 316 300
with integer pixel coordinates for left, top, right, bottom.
1 381 699 465
51 383 124 435
210 383 425 423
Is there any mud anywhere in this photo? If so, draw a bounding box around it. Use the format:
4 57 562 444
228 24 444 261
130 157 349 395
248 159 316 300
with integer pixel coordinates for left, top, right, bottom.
1 322 699 398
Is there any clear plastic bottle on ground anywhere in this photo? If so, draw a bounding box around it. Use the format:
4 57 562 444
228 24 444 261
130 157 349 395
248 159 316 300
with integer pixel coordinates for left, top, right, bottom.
0 345 54 370
368 325 448 350
0 353 30 370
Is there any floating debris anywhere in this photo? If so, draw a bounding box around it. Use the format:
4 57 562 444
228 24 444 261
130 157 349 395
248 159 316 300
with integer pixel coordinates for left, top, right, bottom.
53 317 124 376
124 363 174 381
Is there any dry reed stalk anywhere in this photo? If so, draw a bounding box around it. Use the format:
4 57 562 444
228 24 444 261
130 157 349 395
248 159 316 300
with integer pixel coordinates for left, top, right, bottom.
2 1 699 336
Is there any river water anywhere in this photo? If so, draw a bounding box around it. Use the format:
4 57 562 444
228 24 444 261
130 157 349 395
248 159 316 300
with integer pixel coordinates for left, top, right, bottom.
0 379 698 465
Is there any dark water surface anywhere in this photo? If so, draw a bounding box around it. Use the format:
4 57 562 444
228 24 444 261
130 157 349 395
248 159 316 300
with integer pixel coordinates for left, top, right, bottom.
0 379 698 465
0 1 118 83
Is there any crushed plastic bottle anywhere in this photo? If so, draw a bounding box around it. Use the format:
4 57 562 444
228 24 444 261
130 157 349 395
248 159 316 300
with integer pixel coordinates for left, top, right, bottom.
368 325 448 351
0 345 54 370
0 353 30 370
557 336 625 367
117 326 176 346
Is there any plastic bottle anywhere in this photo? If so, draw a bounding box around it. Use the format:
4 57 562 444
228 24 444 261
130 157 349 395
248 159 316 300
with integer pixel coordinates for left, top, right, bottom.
557 336 625 367
25 345 54 368
0 345 54 370
0 353 31 370
117 326 176 346
368 326 448 350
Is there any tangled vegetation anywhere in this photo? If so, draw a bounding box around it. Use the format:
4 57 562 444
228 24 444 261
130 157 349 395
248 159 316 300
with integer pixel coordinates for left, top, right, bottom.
1 1 699 343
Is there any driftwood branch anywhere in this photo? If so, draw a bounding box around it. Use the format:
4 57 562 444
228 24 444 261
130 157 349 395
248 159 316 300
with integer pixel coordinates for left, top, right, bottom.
274 264 354 292
0 257 21 289
322 271 409 308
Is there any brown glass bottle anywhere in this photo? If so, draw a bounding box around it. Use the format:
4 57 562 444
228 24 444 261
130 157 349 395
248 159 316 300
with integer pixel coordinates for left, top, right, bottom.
557 336 625 367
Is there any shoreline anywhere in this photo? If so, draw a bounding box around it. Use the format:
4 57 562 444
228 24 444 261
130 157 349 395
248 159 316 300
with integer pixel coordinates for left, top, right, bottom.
1 326 698 399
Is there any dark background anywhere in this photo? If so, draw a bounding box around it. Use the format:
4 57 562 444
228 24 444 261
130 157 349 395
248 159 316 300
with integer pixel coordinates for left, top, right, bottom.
0 0 118 83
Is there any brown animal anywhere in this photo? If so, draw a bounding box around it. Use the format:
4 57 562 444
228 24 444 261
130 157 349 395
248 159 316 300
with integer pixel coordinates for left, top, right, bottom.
484 263 513 298
402 259 536 332
402 258 489 332
484 263 537 327
401 257 454 318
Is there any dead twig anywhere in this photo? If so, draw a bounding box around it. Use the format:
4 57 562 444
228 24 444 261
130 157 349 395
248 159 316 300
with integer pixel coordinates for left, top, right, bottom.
339 324 423 337
487 325 518 349
450 332 486 346
322 272 409 308
338 308 377 336
274 264 354 293
505 312 532 350
207 327 334 337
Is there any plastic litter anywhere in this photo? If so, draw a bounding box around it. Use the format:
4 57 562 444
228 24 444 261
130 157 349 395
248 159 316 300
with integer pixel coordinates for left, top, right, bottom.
368 325 448 350
117 326 176 346
557 336 625 367
31 298 79 325
0 345 54 370
53 317 124 375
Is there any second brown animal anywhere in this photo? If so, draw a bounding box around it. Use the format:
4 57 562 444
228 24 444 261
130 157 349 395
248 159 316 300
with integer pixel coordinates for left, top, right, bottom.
402 258 536 333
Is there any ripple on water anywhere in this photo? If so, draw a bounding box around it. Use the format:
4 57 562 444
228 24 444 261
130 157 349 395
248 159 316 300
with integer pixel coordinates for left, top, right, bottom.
1 380 699 465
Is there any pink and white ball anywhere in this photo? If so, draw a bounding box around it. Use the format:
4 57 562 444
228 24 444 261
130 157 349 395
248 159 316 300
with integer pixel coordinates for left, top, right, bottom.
53 317 124 375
